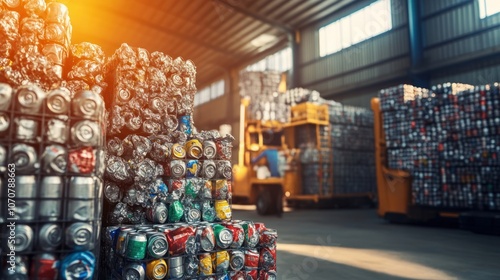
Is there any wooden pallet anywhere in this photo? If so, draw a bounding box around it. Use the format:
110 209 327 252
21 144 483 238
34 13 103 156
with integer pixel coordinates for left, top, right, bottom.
290 102 329 123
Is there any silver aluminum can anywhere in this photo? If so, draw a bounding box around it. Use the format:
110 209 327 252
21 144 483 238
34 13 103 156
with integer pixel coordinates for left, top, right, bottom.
170 159 186 178
15 84 45 114
66 199 94 221
11 144 38 173
16 200 36 221
197 225 215 252
122 263 145 280
71 120 101 146
201 160 216 179
229 250 245 271
104 181 122 203
146 202 168 224
46 118 69 144
146 232 168 258
14 118 38 140
216 160 232 179
16 175 37 198
41 145 67 174
72 90 104 119
203 140 217 159
2 256 29 280
0 83 13 111
40 176 63 220
185 208 201 223
69 176 95 198
46 87 71 114
169 256 184 268
65 222 93 250
15 225 34 252
0 112 10 135
38 223 63 250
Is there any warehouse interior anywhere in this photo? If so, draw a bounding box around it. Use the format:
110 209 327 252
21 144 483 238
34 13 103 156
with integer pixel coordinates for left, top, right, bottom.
1 0 500 279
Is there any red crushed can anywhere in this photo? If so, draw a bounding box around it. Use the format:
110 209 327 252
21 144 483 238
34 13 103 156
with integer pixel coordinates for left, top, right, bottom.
68 147 96 174
164 225 196 256
244 249 259 270
259 246 277 271
31 253 58 280
224 222 244 249
230 270 246 280
260 229 278 248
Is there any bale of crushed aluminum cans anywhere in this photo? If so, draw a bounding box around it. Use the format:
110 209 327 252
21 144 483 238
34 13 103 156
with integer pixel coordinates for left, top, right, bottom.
326 102 376 196
0 1 107 279
0 83 106 280
239 71 288 123
103 43 197 137
381 82 500 210
102 130 235 226
101 221 277 279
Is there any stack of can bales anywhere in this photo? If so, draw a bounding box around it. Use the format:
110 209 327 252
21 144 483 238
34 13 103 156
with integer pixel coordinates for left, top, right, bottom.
438 84 500 210
327 102 375 195
101 45 278 279
285 88 332 195
239 71 288 123
0 1 107 279
381 84 442 206
381 83 500 210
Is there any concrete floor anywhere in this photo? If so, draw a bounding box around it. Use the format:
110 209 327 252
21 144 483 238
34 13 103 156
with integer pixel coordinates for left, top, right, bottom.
232 205 500 280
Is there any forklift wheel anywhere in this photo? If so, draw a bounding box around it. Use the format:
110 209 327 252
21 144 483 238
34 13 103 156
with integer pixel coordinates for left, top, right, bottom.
256 189 272 215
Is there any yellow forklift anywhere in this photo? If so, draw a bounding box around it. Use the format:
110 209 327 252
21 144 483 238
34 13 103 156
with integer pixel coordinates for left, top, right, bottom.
232 97 332 215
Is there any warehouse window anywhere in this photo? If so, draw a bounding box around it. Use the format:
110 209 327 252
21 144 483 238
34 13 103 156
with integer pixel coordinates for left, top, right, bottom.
319 0 392 56
245 47 292 72
478 0 500 18
194 79 225 106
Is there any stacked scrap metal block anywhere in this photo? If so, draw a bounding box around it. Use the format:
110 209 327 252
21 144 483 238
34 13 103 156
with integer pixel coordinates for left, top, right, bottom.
102 47 277 279
239 71 288 123
438 84 500 210
327 103 376 195
381 83 500 210
0 1 107 279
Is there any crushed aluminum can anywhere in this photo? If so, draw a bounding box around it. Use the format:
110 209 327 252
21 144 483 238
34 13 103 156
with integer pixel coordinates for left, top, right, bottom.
215 179 229 200
3 256 29 280
212 224 233 249
240 221 259 248
185 138 203 159
15 225 34 252
165 225 195 256
201 159 216 179
260 246 277 271
216 160 232 179
15 176 36 221
146 258 168 280
196 224 215 252
68 147 96 174
170 160 186 179
215 199 232 221
38 224 63 250
168 200 185 223
186 159 199 178
31 253 58 280
71 120 101 146
41 145 67 174
0 83 13 111
15 84 45 114
72 90 104 119
198 253 212 276
229 250 245 271
171 143 186 159
15 118 38 141
146 202 168 224
125 232 147 260
259 270 277 280
46 87 71 114
244 249 259 271
203 140 217 159
104 181 122 203
60 251 96 280
146 232 168 258
11 144 38 173
42 43 67 78
212 250 230 273
184 255 199 277
39 176 63 221
46 118 69 144
65 222 94 250
168 257 184 279
184 207 201 223
122 263 146 280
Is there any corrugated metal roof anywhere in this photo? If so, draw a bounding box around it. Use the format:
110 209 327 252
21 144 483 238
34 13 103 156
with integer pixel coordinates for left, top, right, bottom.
62 0 358 88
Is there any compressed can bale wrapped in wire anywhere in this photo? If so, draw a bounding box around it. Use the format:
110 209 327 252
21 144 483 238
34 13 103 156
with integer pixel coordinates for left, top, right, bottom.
103 43 197 136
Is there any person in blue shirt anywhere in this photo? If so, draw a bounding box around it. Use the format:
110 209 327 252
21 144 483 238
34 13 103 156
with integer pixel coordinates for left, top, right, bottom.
251 148 280 177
